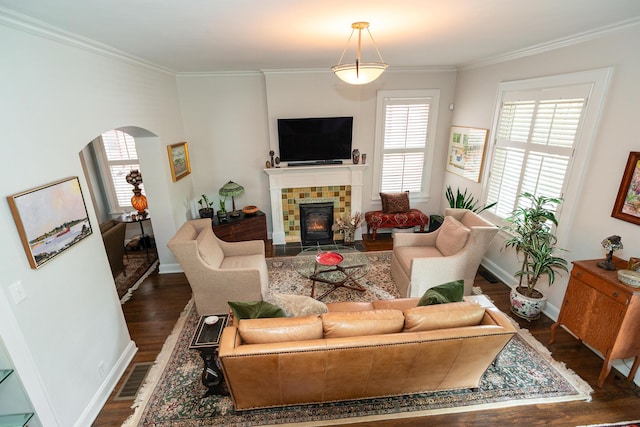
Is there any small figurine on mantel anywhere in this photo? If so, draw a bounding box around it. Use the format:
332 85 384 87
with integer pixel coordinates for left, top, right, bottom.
597 235 623 270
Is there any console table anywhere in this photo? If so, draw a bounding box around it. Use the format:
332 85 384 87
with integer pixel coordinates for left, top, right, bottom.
549 258 640 387
212 211 267 243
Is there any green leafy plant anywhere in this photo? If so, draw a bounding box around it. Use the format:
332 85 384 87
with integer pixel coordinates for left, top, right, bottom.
198 194 214 210
445 186 497 213
502 192 568 298
218 198 226 213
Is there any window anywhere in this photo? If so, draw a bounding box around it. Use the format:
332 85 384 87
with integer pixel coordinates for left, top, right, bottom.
373 89 439 199
96 129 144 212
483 69 612 240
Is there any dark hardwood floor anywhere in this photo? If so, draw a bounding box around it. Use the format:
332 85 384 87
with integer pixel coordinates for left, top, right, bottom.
93 235 640 426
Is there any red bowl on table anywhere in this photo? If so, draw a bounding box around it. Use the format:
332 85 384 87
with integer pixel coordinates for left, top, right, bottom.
316 251 343 266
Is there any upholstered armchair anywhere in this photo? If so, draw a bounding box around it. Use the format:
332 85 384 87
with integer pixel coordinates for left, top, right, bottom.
167 219 268 315
390 208 498 297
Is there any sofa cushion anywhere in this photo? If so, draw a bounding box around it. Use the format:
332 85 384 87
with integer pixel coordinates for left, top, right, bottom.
228 300 286 320
380 191 410 214
372 298 419 311
435 216 470 256
403 301 485 332
271 294 328 317
196 227 224 267
322 309 404 338
418 280 464 306
326 301 374 312
238 315 323 344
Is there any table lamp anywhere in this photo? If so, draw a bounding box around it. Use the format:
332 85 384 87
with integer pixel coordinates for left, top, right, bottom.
597 235 623 270
219 181 244 217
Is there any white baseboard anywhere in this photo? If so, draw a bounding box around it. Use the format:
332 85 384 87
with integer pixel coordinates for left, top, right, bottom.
159 263 183 274
77 340 137 427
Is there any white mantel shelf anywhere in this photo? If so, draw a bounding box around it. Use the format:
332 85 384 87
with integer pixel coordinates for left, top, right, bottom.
264 164 368 245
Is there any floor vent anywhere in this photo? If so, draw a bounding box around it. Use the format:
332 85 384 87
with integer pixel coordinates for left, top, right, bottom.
114 362 153 401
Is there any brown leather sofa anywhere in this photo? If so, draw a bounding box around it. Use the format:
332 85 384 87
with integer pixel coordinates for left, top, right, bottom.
99 219 126 278
219 298 516 411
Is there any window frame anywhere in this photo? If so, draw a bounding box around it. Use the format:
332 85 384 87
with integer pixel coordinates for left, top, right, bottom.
372 89 440 201
483 68 612 244
94 130 143 214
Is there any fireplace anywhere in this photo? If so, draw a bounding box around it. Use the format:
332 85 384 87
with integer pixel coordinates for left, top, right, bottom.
299 202 334 246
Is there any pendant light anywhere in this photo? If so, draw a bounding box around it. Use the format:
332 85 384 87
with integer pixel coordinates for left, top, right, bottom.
332 22 388 85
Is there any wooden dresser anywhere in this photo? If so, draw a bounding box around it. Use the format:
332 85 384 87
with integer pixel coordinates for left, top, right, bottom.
212 210 268 244
550 258 640 387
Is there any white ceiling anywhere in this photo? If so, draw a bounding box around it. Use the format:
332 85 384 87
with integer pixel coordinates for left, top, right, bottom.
2 0 640 73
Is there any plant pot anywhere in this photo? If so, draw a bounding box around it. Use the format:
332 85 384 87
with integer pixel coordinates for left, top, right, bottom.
217 210 228 221
510 286 547 322
343 228 355 244
199 208 214 219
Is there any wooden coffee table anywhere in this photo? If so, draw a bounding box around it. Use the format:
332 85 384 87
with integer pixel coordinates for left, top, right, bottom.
292 245 371 300
189 314 229 396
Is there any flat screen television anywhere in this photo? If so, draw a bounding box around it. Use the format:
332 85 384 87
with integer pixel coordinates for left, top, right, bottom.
277 116 353 163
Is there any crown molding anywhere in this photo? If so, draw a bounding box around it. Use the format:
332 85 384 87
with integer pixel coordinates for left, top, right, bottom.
0 6 176 75
460 17 640 71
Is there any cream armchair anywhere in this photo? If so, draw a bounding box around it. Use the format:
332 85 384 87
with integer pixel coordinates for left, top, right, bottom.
391 208 498 297
167 219 268 315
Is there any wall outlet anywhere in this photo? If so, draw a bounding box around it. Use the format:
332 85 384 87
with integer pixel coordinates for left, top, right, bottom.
8 281 27 304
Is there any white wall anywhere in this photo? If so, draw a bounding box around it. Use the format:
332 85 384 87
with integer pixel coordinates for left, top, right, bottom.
449 24 640 380
0 20 187 426
176 68 458 239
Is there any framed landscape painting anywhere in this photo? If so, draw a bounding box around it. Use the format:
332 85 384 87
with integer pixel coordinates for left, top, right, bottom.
612 151 640 226
7 177 93 269
168 142 191 182
445 126 489 183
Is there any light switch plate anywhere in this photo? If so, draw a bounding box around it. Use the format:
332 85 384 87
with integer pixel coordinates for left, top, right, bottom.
8 281 27 304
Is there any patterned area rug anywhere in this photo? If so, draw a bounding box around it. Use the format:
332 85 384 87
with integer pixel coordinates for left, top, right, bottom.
123 252 592 427
114 252 158 302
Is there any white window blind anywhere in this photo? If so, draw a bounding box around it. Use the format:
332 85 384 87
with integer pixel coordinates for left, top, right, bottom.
486 86 589 219
99 130 144 210
377 95 436 195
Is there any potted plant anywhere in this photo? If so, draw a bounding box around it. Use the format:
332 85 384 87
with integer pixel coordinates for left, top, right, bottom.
430 186 497 231
217 197 227 221
502 192 568 321
197 194 214 218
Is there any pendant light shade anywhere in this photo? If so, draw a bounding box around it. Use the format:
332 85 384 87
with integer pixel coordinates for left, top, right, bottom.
332 22 387 85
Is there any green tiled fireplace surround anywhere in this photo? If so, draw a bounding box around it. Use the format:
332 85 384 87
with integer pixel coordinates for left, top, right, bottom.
281 186 351 243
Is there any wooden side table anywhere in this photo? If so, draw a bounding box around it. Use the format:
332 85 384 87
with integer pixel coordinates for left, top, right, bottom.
549 258 640 387
189 314 230 396
212 211 267 243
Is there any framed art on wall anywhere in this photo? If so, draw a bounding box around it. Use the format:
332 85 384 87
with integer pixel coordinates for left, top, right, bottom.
612 151 640 226
7 177 93 269
445 126 489 183
168 142 191 182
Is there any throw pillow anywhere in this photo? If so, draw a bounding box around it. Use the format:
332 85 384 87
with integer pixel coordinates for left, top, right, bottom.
404 301 485 332
380 191 410 214
227 300 286 320
418 279 464 306
271 293 328 317
435 215 470 256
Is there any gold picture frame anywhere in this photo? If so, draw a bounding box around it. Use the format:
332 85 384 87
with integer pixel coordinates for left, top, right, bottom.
167 142 191 182
445 126 489 183
7 177 93 269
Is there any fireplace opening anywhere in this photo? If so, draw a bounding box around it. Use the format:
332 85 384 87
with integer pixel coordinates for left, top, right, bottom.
299 202 334 246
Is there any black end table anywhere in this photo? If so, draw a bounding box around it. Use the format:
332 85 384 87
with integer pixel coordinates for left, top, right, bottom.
189 314 229 396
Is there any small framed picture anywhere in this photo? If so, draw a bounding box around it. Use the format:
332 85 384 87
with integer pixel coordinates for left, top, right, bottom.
611 151 640 226
7 177 93 269
167 142 191 182
445 126 489 183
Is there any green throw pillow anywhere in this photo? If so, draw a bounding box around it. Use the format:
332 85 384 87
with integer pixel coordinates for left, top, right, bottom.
417 280 464 306
228 301 286 320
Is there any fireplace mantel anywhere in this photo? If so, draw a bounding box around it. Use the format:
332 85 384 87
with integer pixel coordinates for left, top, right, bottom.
264 164 367 244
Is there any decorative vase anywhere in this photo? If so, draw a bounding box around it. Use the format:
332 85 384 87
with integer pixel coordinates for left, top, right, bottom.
343 228 355 244
131 190 148 215
510 286 546 321
352 149 360 164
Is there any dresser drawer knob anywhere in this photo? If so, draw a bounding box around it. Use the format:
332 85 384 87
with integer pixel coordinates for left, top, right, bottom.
575 272 583 278
613 291 619 298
